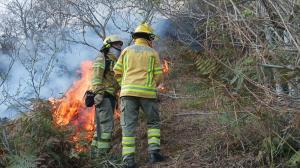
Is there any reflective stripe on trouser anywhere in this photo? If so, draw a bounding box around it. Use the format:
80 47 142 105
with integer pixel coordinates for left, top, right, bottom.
120 96 161 157
148 128 160 150
122 136 136 156
91 140 110 149
91 132 112 149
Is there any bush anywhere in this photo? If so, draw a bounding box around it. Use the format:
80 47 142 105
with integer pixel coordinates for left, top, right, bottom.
0 100 85 168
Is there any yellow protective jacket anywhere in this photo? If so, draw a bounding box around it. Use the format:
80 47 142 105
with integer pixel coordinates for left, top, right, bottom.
113 38 163 99
91 52 120 96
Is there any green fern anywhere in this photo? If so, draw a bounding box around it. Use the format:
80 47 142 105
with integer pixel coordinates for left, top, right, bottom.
0 100 74 167
195 58 220 76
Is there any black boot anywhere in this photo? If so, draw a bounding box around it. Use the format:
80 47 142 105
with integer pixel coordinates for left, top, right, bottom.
149 150 165 163
97 148 110 158
123 157 136 168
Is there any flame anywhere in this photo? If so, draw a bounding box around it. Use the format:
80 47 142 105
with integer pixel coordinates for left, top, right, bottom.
49 59 168 152
158 59 170 93
114 93 121 120
158 83 168 93
162 60 170 74
50 61 95 152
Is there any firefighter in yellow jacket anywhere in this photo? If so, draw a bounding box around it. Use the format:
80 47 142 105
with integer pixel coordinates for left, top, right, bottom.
91 35 123 157
113 23 164 167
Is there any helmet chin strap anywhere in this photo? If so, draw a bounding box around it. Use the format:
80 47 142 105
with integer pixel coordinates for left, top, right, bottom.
146 40 153 48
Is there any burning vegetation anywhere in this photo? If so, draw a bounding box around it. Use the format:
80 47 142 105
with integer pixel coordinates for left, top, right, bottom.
2 0 300 167
50 61 95 152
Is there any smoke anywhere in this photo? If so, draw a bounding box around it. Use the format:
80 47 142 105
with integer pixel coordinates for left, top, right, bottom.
0 28 99 118
0 15 171 118
40 44 97 98
152 19 177 53
0 25 126 118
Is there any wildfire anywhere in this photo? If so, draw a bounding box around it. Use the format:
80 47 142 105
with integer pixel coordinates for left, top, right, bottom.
50 61 95 152
49 59 168 152
162 59 170 74
159 59 170 93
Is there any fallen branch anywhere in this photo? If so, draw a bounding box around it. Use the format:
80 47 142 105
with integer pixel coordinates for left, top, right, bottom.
158 93 194 99
260 64 300 70
175 112 222 116
1 128 11 154
175 111 250 116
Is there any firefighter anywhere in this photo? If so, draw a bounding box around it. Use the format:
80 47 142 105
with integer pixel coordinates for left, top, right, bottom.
90 35 123 157
113 23 164 167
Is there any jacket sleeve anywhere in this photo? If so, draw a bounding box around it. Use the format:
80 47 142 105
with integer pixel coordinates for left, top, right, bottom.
91 55 105 94
153 52 163 86
113 50 125 85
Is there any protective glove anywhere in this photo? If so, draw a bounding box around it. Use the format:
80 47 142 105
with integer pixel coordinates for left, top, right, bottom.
85 90 95 107
94 94 104 106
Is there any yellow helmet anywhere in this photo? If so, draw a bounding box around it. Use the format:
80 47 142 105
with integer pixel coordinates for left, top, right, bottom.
134 23 154 34
132 23 156 40
101 35 123 52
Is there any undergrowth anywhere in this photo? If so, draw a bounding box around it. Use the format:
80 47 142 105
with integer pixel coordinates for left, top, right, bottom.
163 40 300 167
0 101 88 168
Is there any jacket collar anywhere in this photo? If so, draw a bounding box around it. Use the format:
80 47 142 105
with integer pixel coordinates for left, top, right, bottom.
105 52 117 61
134 38 150 47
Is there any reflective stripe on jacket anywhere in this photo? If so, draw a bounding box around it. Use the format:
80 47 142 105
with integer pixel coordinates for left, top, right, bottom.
91 52 119 95
113 38 163 99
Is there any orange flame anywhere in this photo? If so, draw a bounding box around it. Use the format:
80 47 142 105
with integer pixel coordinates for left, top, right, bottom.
114 93 121 120
158 84 167 93
50 61 95 152
114 100 121 120
162 60 170 74
158 59 170 93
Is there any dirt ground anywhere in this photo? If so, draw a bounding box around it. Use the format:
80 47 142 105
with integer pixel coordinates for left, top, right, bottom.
138 98 204 167
108 94 261 168
109 96 213 168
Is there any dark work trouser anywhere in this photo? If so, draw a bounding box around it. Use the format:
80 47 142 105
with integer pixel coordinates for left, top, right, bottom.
91 93 116 150
120 96 161 160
